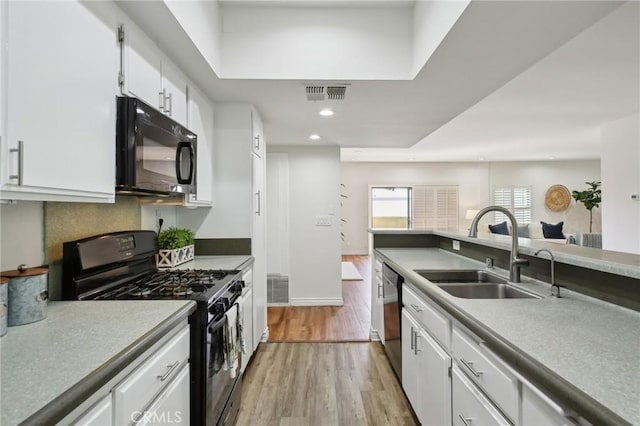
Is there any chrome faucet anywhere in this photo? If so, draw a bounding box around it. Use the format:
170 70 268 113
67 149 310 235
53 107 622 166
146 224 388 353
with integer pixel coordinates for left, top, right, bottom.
468 206 529 282
535 248 564 297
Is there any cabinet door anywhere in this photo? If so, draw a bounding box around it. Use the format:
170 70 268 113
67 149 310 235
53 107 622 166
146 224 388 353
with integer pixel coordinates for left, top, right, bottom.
3 1 117 199
137 363 190 426
522 384 577 426
122 22 163 111
252 153 267 348
241 286 254 374
186 85 213 205
401 309 420 418
372 257 385 342
161 59 188 127
71 394 113 426
416 328 452 426
452 366 510 426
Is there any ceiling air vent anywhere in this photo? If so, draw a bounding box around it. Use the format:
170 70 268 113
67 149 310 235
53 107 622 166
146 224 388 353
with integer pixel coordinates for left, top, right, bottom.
327 86 347 101
305 86 325 101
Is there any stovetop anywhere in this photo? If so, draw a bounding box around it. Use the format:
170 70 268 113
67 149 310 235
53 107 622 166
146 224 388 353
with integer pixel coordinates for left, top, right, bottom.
90 269 241 303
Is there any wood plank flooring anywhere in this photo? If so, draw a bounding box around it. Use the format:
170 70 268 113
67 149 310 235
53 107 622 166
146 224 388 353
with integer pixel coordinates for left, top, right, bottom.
268 256 371 342
236 342 418 426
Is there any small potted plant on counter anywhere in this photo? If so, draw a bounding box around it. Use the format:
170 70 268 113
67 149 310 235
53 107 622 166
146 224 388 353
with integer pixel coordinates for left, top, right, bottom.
157 227 195 268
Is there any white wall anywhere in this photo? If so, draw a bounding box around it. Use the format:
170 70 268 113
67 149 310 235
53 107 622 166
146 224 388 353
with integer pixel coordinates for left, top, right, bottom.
164 0 222 74
220 5 413 80
268 146 342 305
489 160 601 238
341 160 601 254
601 113 640 254
341 162 490 254
412 0 470 76
0 202 44 271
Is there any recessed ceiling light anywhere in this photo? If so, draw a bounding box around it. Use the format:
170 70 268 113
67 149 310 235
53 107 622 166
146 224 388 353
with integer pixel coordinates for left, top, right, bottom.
319 109 334 117
479 157 485 161
309 134 321 140
550 156 556 160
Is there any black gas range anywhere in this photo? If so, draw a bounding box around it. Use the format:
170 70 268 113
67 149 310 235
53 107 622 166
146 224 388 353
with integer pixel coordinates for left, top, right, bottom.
62 230 243 426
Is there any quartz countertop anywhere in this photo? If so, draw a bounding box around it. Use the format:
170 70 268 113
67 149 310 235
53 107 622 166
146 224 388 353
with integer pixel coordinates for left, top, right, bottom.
376 248 640 425
369 228 640 279
171 255 253 271
0 300 196 425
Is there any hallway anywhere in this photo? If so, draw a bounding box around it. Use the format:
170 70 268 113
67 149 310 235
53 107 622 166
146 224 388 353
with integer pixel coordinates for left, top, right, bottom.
267 256 371 342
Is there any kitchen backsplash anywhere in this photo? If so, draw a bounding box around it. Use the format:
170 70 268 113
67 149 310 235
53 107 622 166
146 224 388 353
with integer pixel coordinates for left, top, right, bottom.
44 196 141 300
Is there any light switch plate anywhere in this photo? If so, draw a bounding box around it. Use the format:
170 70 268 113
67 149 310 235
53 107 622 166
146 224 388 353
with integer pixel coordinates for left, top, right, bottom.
453 240 461 251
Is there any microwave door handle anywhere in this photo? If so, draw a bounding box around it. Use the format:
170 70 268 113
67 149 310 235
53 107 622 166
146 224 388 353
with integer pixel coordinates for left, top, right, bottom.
175 142 194 184
187 143 195 183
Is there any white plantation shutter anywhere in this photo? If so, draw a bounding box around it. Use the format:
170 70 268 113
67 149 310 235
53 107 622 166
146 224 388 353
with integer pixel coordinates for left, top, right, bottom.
412 185 459 230
494 187 531 224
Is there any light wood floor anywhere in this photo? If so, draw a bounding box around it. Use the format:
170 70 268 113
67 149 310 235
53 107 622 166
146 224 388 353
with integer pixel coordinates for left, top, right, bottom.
236 342 418 426
267 255 371 342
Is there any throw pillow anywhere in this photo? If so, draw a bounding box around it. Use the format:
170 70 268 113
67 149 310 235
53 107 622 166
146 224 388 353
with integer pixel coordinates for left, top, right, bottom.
540 221 565 239
488 221 509 235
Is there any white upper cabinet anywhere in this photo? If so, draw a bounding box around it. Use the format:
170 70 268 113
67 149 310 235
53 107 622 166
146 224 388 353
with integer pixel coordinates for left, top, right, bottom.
120 21 188 127
186 85 214 206
1 1 118 202
251 109 265 158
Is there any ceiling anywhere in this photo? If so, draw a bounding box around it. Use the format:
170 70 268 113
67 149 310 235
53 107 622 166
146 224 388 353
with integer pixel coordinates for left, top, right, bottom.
122 0 639 162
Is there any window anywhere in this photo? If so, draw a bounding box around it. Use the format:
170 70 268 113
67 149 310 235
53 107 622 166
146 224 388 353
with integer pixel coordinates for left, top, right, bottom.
494 187 531 224
371 187 412 228
412 185 459 230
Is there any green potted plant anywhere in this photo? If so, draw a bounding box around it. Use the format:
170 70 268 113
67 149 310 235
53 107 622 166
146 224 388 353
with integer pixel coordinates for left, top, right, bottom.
156 227 195 268
571 181 601 233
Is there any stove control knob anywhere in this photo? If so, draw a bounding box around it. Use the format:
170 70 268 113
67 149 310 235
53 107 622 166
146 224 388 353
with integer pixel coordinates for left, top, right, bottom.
209 302 225 316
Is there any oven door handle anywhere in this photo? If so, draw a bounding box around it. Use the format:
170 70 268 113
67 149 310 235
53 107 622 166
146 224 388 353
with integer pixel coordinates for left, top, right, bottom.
207 315 227 333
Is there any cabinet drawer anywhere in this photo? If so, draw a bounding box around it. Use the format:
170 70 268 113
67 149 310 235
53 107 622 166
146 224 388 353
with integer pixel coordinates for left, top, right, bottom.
452 327 518 422
522 383 578 426
71 394 112 426
403 285 450 350
137 363 190 426
114 326 190 426
452 366 510 426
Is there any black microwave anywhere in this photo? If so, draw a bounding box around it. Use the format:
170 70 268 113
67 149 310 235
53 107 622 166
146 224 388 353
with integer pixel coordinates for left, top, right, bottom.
116 96 196 197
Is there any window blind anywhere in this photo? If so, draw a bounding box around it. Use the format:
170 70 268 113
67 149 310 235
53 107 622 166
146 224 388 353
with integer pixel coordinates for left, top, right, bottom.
494 187 531 224
412 185 459 230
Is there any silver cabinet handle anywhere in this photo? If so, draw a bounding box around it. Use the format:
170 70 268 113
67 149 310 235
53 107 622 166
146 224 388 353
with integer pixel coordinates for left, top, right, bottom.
255 190 261 216
410 327 415 350
9 140 24 185
166 92 173 116
377 283 383 298
410 303 423 312
459 414 472 426
414 333 421 354
157 361 180 382
159 89 166 111
460 358 483 378
254 135 260 150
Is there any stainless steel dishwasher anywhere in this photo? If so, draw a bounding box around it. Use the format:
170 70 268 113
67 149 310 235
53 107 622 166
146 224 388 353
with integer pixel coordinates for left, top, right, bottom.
382 263 403 380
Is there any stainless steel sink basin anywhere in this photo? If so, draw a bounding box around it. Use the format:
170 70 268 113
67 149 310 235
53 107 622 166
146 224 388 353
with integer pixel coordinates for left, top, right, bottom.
413 269 541 299
435 283 540 299
415 269 508 284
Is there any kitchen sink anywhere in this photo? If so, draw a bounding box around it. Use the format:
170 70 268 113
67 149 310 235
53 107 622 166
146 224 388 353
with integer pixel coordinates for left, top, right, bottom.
414 269 541 299
415 269 508 284
435 283 540 299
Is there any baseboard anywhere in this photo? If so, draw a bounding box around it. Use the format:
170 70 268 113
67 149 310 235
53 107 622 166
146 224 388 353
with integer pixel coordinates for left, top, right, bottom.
290 297 344 306
370 328 381 341
342 248 369 255
260 327 269 343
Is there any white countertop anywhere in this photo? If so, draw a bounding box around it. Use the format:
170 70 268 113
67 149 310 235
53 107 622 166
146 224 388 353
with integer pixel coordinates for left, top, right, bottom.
0 300 195 425
376 248 640 425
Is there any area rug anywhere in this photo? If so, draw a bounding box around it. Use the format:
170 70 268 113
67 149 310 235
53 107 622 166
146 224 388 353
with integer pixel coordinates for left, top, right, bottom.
341 261 363 281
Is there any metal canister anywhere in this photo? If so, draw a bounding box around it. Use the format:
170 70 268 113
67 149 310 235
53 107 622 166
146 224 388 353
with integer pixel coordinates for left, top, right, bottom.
2 265 49 326
0 277 8 336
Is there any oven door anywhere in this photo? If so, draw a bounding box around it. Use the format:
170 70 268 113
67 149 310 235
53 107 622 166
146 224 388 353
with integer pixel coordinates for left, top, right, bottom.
206 314 240 426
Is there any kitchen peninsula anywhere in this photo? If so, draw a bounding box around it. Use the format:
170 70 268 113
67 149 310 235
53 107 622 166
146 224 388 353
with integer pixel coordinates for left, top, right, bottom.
370 228 640 426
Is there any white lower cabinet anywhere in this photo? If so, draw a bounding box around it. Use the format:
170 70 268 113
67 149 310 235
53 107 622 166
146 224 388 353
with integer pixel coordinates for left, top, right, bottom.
137 364 190 426
70 395 112 426
372 257 384 342
522 384 578 426
401 308 452 426
241 286 254 374
452 365 511 426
